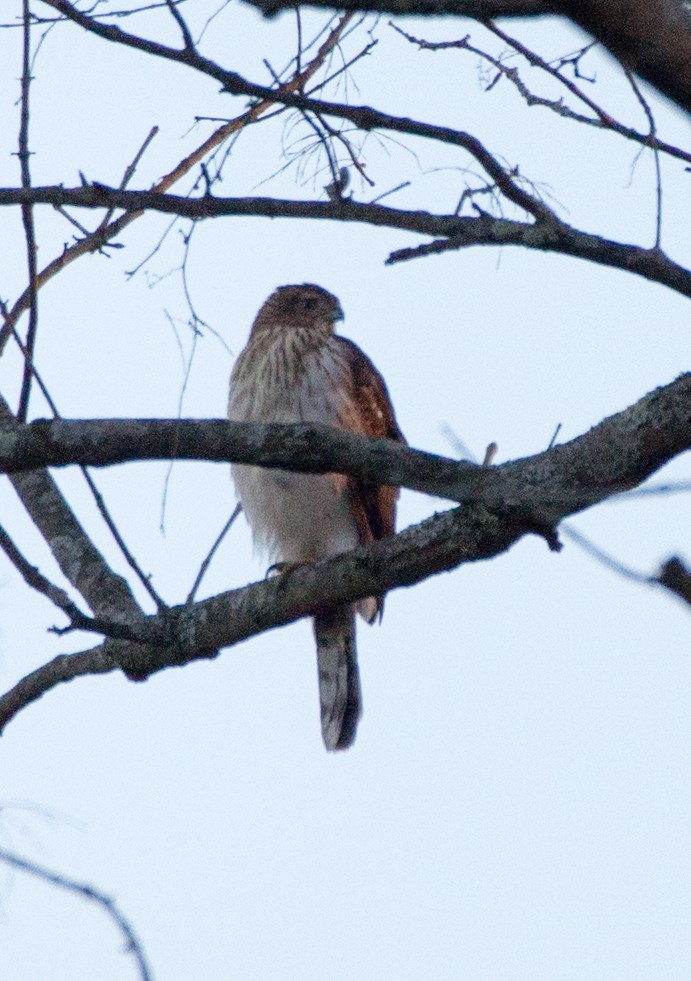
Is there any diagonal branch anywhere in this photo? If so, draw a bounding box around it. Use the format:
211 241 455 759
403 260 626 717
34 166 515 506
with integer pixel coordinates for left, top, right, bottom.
0 394 143 621
0 522 90 624
0 12 353 355
0 848 152 981
240 0 691 116
394 21 691 166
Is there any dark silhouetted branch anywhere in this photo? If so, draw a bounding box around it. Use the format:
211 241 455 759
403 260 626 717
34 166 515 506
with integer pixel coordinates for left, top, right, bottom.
239 0 691 115
0 187 689 296
0 373 688 732
658 556 691 606
0 847 153 981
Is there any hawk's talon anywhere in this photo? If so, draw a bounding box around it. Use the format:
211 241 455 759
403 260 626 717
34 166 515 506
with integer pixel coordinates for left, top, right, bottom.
265 561 305 578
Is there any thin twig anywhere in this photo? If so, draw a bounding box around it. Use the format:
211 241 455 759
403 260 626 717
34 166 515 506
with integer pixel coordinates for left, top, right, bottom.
0 12 354 356
16 1 39 423
187 504 242 603
565 525 691 609
547 422 562 449
0 848 153 981
165 0 194 52
625 69 663 248
97 125 159 231
81 469 167 610
484 23 608 122
562 524 652 585
295 7 303 78
392 21 691 166
439 422 477 462
369 180 410 204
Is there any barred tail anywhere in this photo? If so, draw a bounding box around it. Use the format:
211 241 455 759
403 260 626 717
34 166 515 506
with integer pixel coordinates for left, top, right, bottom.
313 605 362 751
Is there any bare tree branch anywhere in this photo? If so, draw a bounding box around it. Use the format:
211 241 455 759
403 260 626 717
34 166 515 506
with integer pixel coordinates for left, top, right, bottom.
657 556 691 606
0 522 90 623
0 12 353 355
0 847 153 981
394 21 691 165
186 503 242 603
6 8 689 302
560 525 691 608
0 373 687 509
0 187 688 295
16 1 39 423
239 0 691 115
0 395 143 621
0 373 687 731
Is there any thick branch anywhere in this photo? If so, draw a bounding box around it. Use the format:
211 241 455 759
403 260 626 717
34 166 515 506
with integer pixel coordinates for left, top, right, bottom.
0 373 687 731
0 646 119 733
658 556 691 606
0 395 142 621
0 374 687 514
565 0 691 116
0 187 689 296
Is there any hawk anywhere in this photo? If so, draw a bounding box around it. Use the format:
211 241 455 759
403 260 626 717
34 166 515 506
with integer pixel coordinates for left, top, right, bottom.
228 284 405 751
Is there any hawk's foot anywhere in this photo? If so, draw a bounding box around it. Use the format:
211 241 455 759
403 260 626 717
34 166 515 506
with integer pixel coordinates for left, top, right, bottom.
265 560 308 579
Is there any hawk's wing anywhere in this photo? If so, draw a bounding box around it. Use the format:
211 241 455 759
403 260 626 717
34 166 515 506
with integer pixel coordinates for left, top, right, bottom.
335 336 406 550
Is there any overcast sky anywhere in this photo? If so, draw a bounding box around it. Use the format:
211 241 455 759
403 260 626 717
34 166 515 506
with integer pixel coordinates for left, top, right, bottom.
0 4 689 980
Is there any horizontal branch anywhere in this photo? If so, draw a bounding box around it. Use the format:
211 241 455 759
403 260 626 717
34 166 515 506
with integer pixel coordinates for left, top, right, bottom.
0 372 688 731
0 186 689 296
0 372 688 514
250 0 559 11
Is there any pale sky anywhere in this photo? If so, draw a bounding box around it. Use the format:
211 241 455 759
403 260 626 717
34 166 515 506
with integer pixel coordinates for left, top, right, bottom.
0 4 689 980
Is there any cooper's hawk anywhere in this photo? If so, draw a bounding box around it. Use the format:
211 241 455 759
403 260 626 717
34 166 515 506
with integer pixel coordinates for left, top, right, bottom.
228 284 405 750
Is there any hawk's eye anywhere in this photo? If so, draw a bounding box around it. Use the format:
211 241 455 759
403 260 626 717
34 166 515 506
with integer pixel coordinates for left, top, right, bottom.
303 297 317 310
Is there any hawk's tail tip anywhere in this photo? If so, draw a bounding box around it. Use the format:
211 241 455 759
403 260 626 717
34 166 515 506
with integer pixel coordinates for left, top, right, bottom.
314 605 362 752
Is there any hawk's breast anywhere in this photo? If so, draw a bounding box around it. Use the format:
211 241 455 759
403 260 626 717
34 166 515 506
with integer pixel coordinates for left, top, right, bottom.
228 336 360 564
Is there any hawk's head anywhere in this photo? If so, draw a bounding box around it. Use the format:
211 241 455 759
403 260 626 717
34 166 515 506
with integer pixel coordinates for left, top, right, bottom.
250 283 344 339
